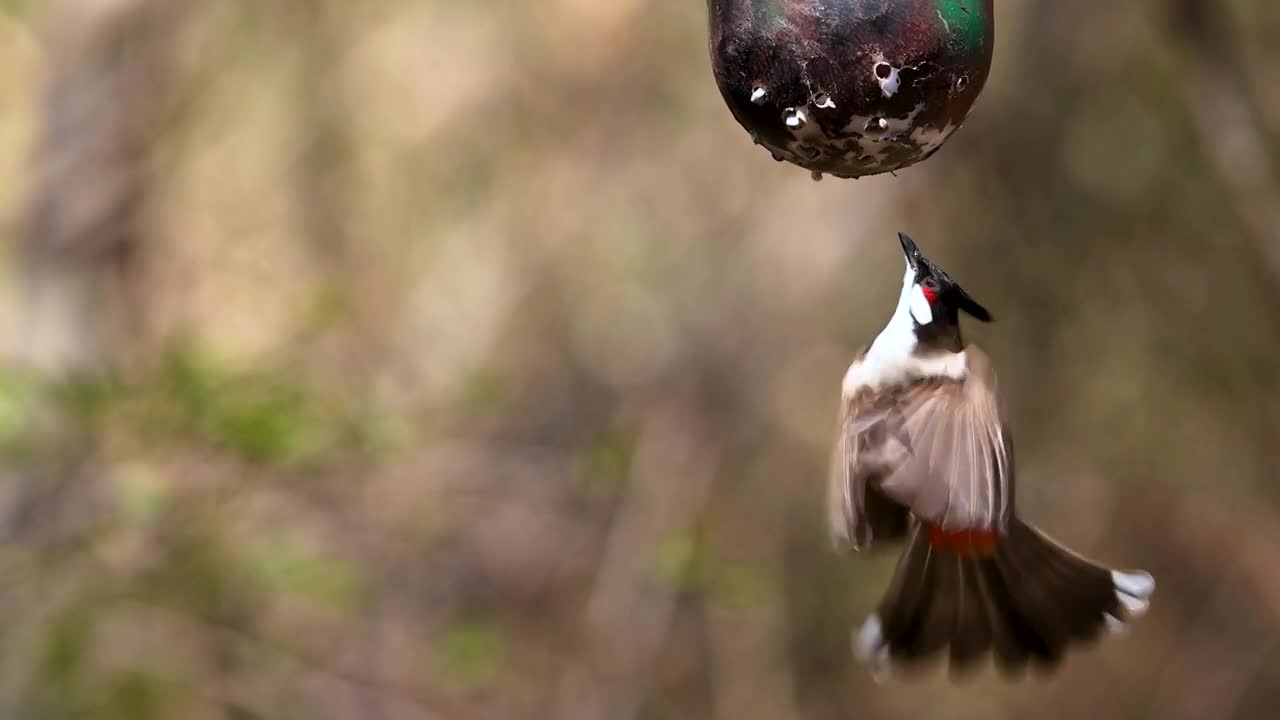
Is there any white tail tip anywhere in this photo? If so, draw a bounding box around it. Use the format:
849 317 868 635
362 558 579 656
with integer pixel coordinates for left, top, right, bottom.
853 613 883 662
1112 570 1156 597
853 614 892 680
1112 569 1155 622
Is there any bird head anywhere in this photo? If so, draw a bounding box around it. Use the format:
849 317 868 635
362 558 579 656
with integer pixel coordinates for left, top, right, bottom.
897 232 992 328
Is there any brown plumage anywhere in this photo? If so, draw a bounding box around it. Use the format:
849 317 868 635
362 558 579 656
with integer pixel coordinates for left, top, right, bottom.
830 346 1011 551
829 233 1154 679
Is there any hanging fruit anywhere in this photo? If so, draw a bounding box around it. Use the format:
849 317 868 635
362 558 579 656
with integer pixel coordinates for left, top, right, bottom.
707 0 994 180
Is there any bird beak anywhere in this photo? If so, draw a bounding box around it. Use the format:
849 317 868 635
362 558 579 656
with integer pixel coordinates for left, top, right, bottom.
898 232 922 273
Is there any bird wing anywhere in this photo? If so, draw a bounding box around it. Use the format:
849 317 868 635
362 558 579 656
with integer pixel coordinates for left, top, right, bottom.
827 389 894 552
877 346 1014 533
828 346 1013 551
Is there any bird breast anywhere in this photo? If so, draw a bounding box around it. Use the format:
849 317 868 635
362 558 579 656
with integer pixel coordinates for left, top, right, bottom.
842 349 968 398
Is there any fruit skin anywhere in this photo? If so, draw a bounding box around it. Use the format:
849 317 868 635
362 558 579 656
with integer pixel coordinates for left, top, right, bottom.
707 0 994 179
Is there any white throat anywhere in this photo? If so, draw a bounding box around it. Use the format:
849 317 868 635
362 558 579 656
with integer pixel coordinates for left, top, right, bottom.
875 263 928 355
841 262 966 396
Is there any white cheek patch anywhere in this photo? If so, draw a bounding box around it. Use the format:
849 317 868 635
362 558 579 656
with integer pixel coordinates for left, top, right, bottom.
908 285 933 325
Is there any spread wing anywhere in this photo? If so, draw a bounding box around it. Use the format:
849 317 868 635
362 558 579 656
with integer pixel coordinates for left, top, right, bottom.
827 393 893 552
828 347 1014 551
877 363 1014 532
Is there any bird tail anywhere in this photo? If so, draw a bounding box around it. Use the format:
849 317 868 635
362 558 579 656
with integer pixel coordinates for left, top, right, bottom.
854 517 1154 679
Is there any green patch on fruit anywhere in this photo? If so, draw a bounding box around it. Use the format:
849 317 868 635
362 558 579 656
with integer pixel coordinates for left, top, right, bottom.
937 0 989 52
749 0 789 33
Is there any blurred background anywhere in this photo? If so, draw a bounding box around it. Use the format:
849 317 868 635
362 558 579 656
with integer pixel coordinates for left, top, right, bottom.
0 1 1278 718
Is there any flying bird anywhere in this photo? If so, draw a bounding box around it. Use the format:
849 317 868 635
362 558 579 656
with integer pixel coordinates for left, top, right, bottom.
829 232 1154 679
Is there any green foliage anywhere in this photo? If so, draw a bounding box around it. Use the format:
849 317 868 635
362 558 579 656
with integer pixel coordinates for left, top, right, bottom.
0 344 372 471
0 369 36 447
113 463 173 527
244 531 364 611
707 563 771 611
52 373 123 426
439 617 507 689
160 345 218 427
656 531 774 610
456 367 511 415
157 345 335 467
576 429 636 496
297 287 352 338
208 381 330 467
224 703 269 720
101 670 174 720
146 524 242 616
34 603 182 719
0 0 27 20
40 606 95 689
345 408 412 458
656 530 717 593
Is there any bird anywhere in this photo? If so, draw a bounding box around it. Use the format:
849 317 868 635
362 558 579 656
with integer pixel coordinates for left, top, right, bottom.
828 231 1154 680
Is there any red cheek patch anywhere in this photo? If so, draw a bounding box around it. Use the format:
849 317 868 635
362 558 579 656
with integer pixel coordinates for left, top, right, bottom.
920 286 938 304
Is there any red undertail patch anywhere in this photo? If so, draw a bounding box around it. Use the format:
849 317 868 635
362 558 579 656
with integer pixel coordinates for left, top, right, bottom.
927 525 1001 556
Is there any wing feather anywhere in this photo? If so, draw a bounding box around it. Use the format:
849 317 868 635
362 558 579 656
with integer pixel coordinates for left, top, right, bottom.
874 347 1014 533
828 395 874 550
828 390 907 551
828 346 1013 550
828 398 857 550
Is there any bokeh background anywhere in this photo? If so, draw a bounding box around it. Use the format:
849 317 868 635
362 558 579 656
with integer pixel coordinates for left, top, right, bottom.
0 1 1278 718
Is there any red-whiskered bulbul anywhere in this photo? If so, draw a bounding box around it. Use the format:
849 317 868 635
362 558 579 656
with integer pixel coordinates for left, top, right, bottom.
828 232 1154 679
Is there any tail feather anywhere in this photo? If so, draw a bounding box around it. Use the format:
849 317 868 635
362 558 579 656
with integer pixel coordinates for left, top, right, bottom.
857 524 932 676
908 551 955 660
854 517 1154 678
877 524 932 638
998 520 1108 646
948 557 993 675
976 549 1062 671
970 556 1035 674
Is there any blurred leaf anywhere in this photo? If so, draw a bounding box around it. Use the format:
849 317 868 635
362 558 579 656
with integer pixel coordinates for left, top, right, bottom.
297 286 352 337
112 462 172 526
40 606 95 688
346 409 411 457
439 618 506 689
0 369 35 445
147 528 240 615
245 532 363 610
225 702 269 720
103 670 171 720
456 367 510 415
148 344 356 466
576 429 635 496
52 373 121 425
708 564 771 611
207 382 331 467
161 344 218 425
656 531 712 591
0 0 27 19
